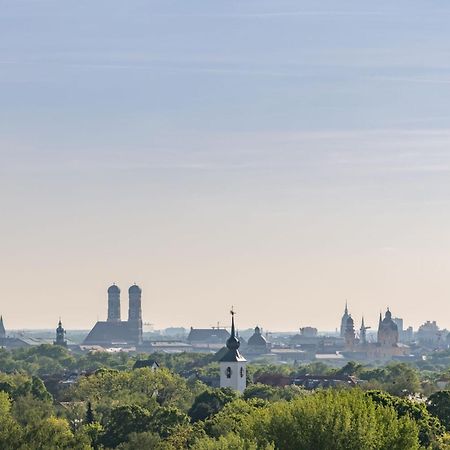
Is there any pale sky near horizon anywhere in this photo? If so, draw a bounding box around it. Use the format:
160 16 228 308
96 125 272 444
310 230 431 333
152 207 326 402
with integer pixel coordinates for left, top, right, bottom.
2 0 450 332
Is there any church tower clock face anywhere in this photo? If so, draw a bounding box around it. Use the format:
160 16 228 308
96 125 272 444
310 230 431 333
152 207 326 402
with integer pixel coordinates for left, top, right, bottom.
219 309 247 392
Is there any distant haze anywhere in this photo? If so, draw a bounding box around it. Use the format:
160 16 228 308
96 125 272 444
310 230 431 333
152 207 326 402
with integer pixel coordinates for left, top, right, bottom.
2 1 450 331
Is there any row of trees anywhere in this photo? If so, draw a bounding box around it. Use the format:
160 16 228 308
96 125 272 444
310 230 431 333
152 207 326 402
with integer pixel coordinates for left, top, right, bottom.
2 365 450 448
5 344 450 398
0 345 131 376
5 345 450 447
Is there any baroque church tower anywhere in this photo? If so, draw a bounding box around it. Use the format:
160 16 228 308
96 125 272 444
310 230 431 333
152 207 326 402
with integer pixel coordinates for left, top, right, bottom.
377 308 399 346
219 309 247 393
54 319 67 347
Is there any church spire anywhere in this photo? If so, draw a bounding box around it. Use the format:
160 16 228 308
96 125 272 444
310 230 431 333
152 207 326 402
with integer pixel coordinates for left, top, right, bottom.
0 316 5 339
340 302 350 338
219 308 247 393
360 316 367 345
226 308 240 351
231 308 236 338
220 308 245 360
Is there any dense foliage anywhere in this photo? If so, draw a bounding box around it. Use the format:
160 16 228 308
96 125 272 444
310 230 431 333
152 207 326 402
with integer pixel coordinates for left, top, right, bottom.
1 345 450 448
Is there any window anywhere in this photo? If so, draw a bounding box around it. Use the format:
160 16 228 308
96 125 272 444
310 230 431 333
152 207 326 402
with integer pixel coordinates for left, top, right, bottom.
226 367 232 378
240 367 244 378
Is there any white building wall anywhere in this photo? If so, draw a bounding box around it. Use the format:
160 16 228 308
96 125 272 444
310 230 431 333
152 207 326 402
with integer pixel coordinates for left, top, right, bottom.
220 361 247 393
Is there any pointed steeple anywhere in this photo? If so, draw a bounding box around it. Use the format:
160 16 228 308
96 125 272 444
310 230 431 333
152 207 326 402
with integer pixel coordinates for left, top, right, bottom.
220 308 245 362
219 308 247 393
360 316 367 345
340 302 350 338
231 308 235 336
226 308 240 351
0 316 5 339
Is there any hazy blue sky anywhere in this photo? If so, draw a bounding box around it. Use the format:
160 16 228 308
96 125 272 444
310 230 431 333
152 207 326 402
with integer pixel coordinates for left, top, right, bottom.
2 0 450 331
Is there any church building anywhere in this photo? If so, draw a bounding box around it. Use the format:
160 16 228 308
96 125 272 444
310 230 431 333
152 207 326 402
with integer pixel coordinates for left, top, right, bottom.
377 308 399 346
246 326 270 356
342 308 409 360
83 284 143 347
219 310 247 393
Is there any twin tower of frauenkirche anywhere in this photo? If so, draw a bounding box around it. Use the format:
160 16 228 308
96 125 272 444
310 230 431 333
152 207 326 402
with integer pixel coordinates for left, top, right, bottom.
107 284 142 323
83 284 144 347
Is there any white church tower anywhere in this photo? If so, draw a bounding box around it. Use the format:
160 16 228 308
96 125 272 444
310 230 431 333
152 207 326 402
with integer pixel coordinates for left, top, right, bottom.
219 309 247 393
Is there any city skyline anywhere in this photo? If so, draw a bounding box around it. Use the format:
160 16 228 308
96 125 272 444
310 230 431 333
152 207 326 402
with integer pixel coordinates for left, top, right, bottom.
3 0 450 329
0 285 435 334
